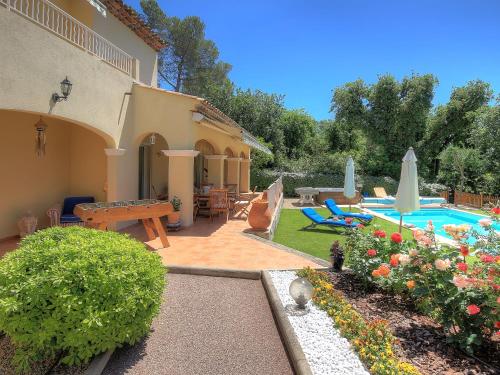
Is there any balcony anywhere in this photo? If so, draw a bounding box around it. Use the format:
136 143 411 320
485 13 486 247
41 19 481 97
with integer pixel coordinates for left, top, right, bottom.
1 0 135 76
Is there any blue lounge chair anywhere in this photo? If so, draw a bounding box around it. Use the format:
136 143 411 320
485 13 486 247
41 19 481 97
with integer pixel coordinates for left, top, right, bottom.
301 208 357 230
324 199 373 223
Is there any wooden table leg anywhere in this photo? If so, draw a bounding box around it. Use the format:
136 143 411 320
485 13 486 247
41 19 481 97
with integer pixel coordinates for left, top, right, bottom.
142 219 156 241
152 217 169 248
98 222 108 231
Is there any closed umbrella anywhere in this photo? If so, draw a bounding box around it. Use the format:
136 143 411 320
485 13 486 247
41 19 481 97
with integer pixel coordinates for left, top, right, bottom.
394 147 420 233
344 156 356 211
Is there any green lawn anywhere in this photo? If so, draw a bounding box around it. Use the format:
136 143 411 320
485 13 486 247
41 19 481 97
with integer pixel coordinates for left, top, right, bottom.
273 208 413 260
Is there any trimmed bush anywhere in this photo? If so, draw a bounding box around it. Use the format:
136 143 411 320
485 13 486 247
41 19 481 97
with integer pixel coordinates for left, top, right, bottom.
251 169 399 197
0 226 166 372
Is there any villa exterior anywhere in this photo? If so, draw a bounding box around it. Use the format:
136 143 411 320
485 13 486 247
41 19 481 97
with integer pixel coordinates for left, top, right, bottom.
0 0 268 239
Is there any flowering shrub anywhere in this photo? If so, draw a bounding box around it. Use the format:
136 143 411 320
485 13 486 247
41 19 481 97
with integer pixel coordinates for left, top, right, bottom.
297 267 420 375
344 220 500 354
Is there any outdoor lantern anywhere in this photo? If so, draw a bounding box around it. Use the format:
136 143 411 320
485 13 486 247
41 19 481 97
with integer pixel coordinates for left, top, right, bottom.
52 76 72 102
148 133 157 145
289 277 313 309
34 117 48 157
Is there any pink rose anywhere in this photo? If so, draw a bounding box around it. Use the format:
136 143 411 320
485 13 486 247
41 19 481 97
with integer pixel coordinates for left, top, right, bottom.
453 276 470 289
479 218 493 228
434 258 451 271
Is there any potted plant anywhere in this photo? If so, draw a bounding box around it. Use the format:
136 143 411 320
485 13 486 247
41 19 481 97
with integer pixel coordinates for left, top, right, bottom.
330 240 344 272
168 196 182 224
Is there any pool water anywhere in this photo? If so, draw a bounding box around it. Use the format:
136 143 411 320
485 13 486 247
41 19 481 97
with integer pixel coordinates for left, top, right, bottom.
363 197 446 205
371 208 498 244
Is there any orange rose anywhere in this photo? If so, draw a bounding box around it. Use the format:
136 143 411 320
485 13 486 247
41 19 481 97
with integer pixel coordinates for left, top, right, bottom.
406 280 416 289
378 265 391 277
372 269 381 278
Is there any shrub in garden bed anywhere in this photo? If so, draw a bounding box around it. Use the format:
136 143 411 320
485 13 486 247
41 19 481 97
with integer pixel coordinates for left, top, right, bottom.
297 267 420 375
0 226 166 373
344 220 500 355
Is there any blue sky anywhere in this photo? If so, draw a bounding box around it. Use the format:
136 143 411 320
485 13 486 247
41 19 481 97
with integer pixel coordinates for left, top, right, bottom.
127 0 499 120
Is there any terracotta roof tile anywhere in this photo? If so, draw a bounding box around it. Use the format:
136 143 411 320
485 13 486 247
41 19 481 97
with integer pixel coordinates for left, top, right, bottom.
101 0 166 51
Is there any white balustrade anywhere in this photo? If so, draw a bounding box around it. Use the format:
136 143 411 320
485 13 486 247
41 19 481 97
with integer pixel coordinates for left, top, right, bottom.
1 0 134 75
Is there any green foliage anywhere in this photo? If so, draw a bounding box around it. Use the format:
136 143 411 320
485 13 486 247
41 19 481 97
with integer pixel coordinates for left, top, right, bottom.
0 227 166 372
438 145 486 193
330 73 437 177
140 1 230 93
279 109 315 158
250 169 400 197
170 196 182 211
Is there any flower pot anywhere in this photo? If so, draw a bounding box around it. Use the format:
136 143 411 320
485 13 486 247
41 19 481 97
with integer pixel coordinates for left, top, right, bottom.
168 211 181 224
248 199 271 230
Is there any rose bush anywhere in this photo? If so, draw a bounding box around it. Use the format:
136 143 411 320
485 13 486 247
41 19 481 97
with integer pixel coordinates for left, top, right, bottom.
344 220 500 354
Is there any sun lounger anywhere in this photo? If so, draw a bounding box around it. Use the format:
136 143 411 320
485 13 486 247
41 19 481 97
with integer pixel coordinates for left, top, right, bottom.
301 208 357 230
324 199 373 222
373 187 391 198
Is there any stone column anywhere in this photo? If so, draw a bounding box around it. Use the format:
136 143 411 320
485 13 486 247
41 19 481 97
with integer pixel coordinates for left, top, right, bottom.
225 157 241 192
104 148 126 202
205 154 226 188
240 159 251 193
104 148 126 230
162 150 199 227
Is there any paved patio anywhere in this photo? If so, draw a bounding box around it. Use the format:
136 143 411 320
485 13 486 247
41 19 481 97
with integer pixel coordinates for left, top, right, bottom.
122 216 320 270
0 215 321 270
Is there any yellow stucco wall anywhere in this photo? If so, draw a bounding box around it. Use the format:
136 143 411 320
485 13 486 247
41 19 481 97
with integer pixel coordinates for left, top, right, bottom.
50 0 94 27
69 126 107 202
0 111 107 238
0 6 133 146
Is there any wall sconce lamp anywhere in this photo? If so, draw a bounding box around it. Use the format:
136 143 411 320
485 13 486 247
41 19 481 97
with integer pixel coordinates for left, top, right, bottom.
52 77 72 102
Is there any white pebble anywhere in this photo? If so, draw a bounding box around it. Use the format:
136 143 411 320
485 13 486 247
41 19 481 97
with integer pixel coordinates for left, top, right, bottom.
269 271 369 375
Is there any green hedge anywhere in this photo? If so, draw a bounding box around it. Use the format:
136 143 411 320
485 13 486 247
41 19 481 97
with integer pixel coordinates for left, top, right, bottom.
251 169 399 197
251 169 446 197
0 226 166 372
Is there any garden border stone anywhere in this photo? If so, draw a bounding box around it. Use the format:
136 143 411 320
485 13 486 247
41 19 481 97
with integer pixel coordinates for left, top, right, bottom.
262 270 313 375
167 265 261 279
84 349 114 375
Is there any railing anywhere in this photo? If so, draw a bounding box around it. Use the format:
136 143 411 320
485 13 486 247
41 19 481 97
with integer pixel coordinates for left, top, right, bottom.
1 0 134 75
265 176 283 215
454 191 499 208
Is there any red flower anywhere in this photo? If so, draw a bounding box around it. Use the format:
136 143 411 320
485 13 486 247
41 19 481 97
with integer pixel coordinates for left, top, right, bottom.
390 232 403 243
495 321 500 329
390 254 400 267
491 207 500 215
457 262 468 272
373 230 386 238
481 254 495 263
345 217 353 225
467 304 481 315
357 223 365 229
460 245 469 257
367 249 377 257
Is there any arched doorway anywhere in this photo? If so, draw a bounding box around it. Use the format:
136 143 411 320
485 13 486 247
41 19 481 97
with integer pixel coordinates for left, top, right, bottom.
138 133 169 199
194 139 216 189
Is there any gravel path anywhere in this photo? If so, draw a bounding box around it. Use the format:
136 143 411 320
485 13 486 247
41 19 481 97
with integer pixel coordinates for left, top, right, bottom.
103 273 294 375
269 271 369 375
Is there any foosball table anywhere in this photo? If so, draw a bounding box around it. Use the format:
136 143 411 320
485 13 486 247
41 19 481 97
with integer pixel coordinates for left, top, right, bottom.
74 199 174 248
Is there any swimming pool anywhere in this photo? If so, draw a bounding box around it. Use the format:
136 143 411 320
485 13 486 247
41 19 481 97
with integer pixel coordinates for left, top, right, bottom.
363 197 446 205
371 208 498 244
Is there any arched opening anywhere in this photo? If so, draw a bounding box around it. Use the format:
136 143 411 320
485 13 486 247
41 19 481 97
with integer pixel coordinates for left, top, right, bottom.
194 139 216 189
138 133 169 200
0 110 108 239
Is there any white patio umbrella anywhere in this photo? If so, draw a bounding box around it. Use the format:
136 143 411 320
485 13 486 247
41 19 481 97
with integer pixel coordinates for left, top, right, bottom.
394 147 420 233
343 156 356 211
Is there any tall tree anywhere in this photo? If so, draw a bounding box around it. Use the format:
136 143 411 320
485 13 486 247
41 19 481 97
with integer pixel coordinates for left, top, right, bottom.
140 1 231 93
279 109 315 159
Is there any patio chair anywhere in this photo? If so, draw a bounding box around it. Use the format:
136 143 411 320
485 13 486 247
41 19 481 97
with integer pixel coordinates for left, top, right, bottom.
373 187 389 198
301 208 357 230
47 196 94 227
209 189 229 222
324 199 373 223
